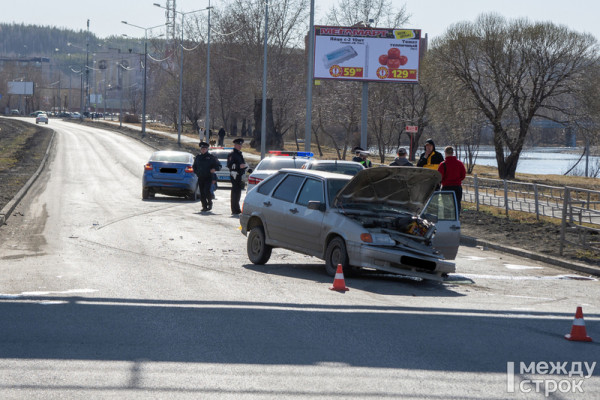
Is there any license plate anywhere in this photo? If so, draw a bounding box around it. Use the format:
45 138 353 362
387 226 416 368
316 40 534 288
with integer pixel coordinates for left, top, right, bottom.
218 175 230 181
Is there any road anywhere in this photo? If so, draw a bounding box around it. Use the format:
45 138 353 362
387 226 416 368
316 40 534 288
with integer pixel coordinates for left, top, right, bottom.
0 120 598 399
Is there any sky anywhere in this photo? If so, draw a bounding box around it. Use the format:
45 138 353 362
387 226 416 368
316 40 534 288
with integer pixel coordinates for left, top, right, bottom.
1 0 599 42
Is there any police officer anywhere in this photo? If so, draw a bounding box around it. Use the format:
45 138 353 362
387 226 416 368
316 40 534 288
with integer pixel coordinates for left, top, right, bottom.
193 141 221 212
227 138 248 215
352 146 364 163
359 151 372 168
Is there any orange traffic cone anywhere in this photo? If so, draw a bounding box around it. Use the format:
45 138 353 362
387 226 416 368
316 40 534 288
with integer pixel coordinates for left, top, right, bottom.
565 306 592 342
329 264 349 292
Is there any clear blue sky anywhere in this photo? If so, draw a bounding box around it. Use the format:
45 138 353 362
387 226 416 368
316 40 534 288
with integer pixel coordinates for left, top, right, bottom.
1 0 598 41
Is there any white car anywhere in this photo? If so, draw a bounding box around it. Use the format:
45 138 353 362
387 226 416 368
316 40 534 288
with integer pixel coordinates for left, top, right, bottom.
35 113 49 124
246 151 314 192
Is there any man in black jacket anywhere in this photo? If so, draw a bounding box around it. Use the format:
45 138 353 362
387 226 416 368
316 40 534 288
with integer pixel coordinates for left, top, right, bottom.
390 147 413 166
416 138 444 170
193 141 221 212
227 138 248 215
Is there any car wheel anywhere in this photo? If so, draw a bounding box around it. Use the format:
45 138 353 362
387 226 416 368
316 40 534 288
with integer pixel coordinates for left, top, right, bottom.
247 226 272 265
186 191 197 201
142 187 149 200
325 237 349 277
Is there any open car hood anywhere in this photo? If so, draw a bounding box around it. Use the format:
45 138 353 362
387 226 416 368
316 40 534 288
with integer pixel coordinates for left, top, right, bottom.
333 167 441 214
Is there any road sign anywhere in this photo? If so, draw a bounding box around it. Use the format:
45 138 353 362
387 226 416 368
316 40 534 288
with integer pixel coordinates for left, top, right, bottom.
406 125 418 133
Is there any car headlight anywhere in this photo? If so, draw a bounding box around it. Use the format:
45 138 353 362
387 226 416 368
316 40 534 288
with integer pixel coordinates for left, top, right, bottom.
360 233 395 246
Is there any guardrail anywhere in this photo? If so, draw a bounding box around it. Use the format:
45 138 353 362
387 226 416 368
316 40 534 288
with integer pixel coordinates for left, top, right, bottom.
462 175 600 255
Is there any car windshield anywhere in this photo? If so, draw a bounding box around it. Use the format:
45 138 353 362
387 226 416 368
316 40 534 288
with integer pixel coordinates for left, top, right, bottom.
150 153 191 163
327 178 351 206
257 158 308 170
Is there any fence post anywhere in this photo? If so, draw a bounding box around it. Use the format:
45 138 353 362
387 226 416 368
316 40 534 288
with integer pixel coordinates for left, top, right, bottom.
474 174 479 212
559 187 570 255
533 183 539 221
504 179 509 217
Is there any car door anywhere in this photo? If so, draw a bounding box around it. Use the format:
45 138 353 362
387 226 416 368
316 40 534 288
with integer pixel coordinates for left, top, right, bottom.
422 191 460 260
284 177 326 256
268 174 305 246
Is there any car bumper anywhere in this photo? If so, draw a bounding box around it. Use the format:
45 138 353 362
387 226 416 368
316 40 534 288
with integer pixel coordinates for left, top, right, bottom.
347 241 456 279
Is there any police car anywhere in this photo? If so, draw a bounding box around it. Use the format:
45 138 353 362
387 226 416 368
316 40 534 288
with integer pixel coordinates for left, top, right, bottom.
246 151 314 192
208 147 242 186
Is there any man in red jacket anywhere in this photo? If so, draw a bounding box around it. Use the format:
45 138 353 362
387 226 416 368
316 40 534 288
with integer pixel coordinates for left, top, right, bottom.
438 146 466 215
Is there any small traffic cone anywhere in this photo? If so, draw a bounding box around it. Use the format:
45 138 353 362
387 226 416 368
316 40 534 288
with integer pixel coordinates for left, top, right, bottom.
330 264 349 292
564 306 592 342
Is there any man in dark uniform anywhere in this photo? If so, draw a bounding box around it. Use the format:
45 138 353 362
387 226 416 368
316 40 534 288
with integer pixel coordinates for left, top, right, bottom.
352 146 364 163
227 138 248 215
193 141 221 212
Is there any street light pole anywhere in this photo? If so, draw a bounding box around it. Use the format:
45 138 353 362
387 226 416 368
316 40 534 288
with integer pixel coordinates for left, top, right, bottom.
205 1 212 142
261 0 269 159
154 3 211 146
122 21 169 137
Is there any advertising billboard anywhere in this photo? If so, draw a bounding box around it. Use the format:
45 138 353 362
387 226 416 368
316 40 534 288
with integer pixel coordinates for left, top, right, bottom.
313 26 421 83
8 81 34 95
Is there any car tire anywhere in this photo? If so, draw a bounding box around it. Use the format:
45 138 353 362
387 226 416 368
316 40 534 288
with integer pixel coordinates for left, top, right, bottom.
247 226 272 265
142 187 149 200
325 237 350 277
186 191 197 201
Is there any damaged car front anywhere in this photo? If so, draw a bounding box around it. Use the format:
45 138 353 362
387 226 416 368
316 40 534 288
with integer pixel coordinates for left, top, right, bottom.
330 167 458 281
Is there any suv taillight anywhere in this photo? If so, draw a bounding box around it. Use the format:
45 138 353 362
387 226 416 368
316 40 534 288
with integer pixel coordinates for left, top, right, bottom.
248 176 263 185
184 166 194 173
144 163 153 171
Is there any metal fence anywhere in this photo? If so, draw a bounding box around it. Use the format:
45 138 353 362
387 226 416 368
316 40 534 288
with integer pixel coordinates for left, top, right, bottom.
462 175 600 255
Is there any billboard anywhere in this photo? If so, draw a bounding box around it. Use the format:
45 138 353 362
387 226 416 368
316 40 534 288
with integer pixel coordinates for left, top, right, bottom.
313 26 421 83
8 81 34 95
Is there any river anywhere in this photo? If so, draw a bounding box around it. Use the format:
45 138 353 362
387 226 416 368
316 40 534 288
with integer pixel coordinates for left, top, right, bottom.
463 146 600 176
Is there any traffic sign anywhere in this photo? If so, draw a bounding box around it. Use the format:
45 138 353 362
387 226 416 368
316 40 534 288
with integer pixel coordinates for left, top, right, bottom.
405 125 418 133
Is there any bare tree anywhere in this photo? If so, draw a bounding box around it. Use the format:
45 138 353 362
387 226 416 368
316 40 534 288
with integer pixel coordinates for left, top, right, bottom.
430 13 598 179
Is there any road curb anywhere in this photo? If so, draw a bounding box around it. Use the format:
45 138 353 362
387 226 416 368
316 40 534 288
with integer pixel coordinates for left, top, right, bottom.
460 235 600 277
0 130 55 227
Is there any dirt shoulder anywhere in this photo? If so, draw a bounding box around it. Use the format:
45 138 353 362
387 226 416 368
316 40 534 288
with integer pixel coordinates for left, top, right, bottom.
1 117 598 269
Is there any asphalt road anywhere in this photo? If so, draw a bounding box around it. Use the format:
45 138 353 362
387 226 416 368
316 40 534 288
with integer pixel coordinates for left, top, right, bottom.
0 120 598 399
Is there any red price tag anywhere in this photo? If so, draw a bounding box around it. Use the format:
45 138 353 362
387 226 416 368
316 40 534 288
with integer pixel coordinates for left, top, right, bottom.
341 67 363 78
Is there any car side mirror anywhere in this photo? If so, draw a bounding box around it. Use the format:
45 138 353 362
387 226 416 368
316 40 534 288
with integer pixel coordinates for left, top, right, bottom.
307 201 326 211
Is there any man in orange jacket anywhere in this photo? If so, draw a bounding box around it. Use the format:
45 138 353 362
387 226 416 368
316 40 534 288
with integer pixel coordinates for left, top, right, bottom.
438 146 466 215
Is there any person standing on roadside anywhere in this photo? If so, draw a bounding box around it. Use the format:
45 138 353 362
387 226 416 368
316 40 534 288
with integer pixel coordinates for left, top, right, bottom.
359 151 372 168
218 127 226 146
193 141 221 212
390 147 413 166
352 146 364 163
438 146 466 214
227 138 248 215
417 138 444 170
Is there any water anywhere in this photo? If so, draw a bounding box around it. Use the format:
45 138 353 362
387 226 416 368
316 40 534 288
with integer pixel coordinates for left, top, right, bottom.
465 146 600 176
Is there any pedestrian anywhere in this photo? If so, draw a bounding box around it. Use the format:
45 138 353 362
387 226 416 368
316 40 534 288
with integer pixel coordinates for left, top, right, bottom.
227 138 248 216
193 141 222 212
417 138 444 170
390 147 413 166
352 146 364 163
438 146 467 214
218 127 226 147
359 151 372 168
